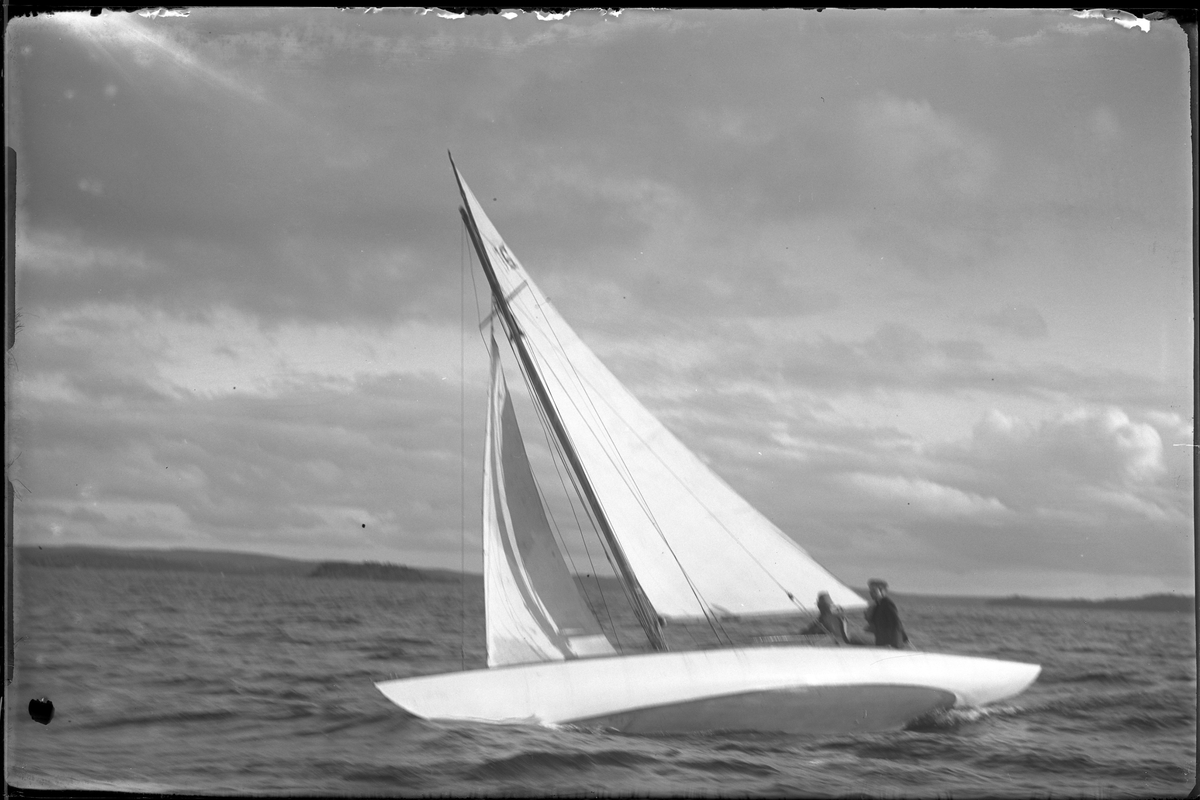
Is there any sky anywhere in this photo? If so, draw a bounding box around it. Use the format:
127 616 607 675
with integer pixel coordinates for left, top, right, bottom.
5 8 1194 599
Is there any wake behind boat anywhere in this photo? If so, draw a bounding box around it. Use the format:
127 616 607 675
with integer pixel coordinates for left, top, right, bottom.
375 156 1040 735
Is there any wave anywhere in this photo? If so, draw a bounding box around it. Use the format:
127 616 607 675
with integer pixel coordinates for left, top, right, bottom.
1035 686 1191 717
1038 670 1142 686
708 739 797 757
336 763 433 787
975 748 1107 774
674 756 780 778
72 708 241 731
275 705 427 739
1105 708 1196 733
226 680 319 703
368 635 438 647
465 748 660 780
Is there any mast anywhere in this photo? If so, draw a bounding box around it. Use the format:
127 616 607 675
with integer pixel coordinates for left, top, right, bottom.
451 157 667 652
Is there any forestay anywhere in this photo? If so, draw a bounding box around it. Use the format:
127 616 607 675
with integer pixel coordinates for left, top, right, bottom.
458 166 865 621
483 337 617 666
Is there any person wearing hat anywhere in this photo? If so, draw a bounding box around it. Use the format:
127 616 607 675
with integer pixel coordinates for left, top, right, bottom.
801 591 854 644
863 578 909 649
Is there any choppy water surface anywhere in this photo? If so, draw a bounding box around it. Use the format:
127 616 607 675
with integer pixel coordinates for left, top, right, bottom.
9 566 1196 796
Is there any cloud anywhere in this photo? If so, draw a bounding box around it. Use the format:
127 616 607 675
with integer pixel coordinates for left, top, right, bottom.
772 323 1001 395
928 406 1186 575
845 95 1004 275
12 302 480 405
855 95 997 202
794 404 1185 583
6 9 1190 599
11 15 470 324
962 406 1167 490
592 327 1191 589
981 304 1048 338
665 394 1191 590
848 473 1008 518
9 300 494 564
11 367 488 564
674 319 1180 414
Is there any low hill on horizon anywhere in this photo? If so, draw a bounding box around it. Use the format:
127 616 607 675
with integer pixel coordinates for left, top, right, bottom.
308 561 464 583
985 593 1195 613
16 544 466 582
17 544 316 576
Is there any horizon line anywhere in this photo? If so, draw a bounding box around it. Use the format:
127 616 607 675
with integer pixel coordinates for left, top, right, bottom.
16 542 1194 603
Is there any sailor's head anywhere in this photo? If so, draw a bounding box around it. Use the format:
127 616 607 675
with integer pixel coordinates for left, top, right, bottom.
816 591 833 611
868 578 888 599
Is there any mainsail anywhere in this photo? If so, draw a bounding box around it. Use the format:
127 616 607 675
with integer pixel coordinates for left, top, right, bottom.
483 336 617 667
456 161 865 624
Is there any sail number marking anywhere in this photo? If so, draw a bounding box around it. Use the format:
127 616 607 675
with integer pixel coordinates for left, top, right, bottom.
496 243 519 272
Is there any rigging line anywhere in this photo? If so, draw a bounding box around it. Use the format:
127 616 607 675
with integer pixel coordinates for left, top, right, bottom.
532 434 662 652
525 315 807 618
505 331 627 652
523 314 652 514
521 332 737 646
542 463 638 652
522 329 697 548
525 352 730 645
502 325 589 586
494 314 619 584
518 304 715 580
524 390 624 654
524 399 624 652
512 349 645 648
517 336 669 539
499 323 637 647
467 239 490 353
459 219 467 671
519 301 664 518
517 337 730 644
455 214 494 358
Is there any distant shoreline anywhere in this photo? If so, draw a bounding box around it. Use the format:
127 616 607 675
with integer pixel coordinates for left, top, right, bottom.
983 594 1194 613
15 544 465 583
15 545 1195 611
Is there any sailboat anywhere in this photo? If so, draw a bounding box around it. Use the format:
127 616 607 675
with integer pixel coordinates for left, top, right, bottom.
375 156 1040 735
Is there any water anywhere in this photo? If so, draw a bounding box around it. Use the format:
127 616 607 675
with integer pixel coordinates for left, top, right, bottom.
8 566 1196 797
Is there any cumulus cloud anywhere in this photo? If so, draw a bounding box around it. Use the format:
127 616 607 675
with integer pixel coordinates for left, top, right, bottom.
849 473 1008 518
965 406 1167 490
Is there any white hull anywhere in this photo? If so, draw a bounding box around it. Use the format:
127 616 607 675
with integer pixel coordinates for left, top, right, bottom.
376 645 1040 735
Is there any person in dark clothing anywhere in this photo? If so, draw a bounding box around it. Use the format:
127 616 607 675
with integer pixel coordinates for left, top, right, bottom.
863 578 909 649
